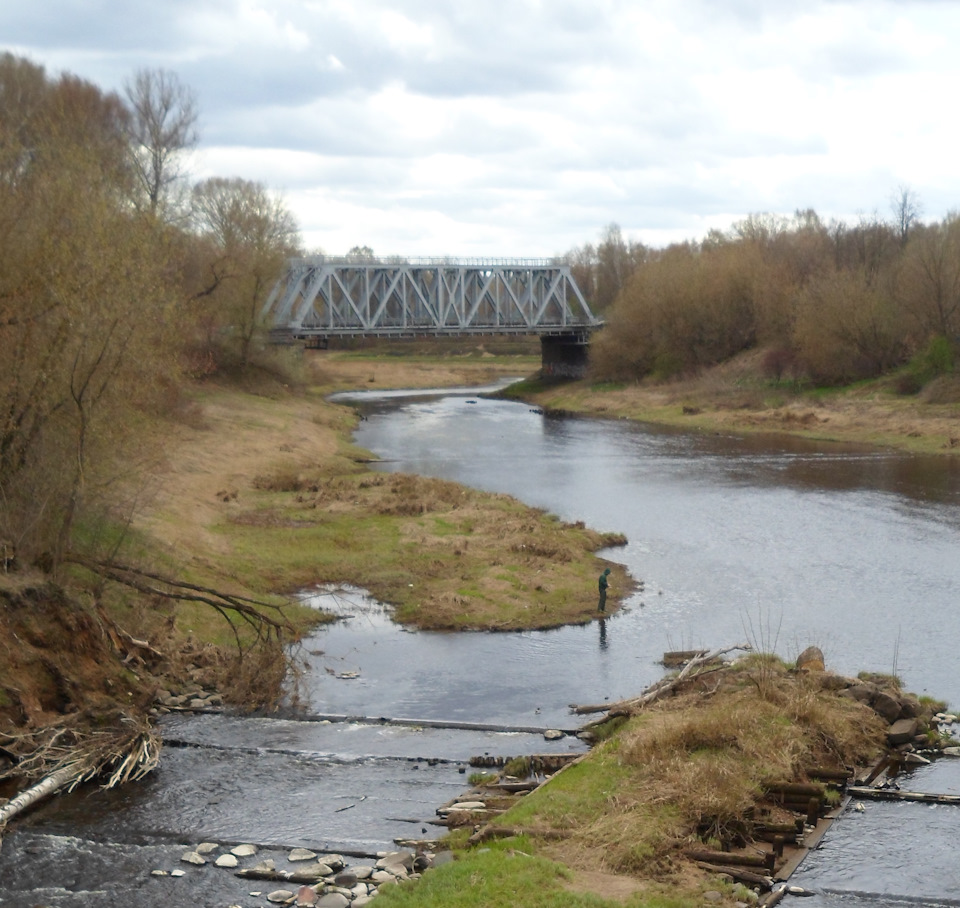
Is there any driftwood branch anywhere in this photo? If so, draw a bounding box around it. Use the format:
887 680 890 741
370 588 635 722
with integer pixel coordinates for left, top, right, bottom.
573 643 753 722
65 555 294 648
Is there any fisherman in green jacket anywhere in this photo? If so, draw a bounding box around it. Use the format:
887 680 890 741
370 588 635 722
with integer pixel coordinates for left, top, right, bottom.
598 568 611 612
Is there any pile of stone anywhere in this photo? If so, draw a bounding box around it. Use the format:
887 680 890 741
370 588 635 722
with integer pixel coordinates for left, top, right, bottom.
154 842 452 907
152 686 224 713
795 646 951 756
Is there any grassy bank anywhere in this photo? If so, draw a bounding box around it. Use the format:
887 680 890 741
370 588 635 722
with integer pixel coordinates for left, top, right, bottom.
506 351 960 457
130 363 630 632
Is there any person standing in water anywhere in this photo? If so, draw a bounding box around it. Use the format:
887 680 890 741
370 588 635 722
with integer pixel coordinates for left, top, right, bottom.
598 568 611 612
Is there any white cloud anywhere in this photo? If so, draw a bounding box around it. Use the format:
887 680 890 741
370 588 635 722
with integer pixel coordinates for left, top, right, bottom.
4 0 960 253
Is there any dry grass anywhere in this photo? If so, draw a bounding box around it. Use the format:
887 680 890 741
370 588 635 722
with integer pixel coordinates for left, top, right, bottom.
529 349 960 455
499 660 886 883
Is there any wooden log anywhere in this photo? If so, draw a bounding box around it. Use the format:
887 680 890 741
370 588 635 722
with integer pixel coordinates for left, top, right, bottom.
755 820 804 835
847 785 960 806
686 849 775 871
806 797 821 827
763 782 825 798
807 767 852 782
694 862 773 891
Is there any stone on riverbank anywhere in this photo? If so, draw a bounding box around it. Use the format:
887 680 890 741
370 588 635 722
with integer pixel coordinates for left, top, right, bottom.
180 851 206 865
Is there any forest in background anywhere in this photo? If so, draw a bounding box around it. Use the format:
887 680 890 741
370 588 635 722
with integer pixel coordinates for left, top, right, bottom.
565 202 959 395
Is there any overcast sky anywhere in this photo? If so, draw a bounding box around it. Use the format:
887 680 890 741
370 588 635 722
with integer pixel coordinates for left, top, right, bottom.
3 1 958 257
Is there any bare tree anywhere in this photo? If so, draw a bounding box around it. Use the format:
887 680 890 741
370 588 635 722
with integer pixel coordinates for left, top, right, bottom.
891 184 923 248
124 68 198 218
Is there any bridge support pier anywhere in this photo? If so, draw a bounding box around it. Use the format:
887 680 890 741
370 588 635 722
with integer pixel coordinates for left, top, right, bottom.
540 334 590 379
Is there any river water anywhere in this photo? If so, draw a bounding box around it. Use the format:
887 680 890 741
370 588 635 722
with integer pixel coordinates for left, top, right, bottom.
2 384 959 907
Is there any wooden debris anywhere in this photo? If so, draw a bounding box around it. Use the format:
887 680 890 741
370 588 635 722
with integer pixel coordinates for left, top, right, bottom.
572 643 752 720
847 785 960 806
694 861 773 890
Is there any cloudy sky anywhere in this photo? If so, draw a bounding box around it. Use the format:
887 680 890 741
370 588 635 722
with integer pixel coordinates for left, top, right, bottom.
3 1 958 257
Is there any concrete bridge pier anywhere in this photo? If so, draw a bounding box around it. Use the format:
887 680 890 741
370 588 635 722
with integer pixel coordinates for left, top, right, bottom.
540 334 591 379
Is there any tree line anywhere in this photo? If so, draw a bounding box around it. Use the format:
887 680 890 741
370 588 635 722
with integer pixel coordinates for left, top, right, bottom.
0 53 301 572
565 193 959 393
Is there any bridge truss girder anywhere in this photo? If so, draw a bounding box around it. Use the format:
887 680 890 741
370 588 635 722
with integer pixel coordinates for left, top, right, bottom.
263 258 602 340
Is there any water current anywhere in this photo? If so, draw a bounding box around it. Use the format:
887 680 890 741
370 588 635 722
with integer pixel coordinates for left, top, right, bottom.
2 382 959 907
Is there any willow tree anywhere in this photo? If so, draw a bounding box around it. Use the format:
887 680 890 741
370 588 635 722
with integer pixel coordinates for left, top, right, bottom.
190 177 301 371
0 56 178 569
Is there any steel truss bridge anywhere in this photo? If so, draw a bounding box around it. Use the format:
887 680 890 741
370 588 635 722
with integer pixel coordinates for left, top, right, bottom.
263 257 602 376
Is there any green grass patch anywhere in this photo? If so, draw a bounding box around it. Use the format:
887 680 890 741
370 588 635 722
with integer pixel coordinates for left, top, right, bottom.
376 836 650 908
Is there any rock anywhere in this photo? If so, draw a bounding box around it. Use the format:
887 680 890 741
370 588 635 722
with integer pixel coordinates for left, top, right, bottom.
196 841 219 854
251 859 278 873
872 691 903 724
704 891 723 902
215 854 239 868
316 893 350 908
267 890 295 904
170 869 185 877
796 646 825 672
150 870 169 876
942 746 960 756
898 695 921 719
353 898 375 907
543 729 564 740
291 862 333 880
180 851 207 865
376 850 414 870
371 869 399 884
841 683 876 703
325 854 346 872
888 717 919 746
296 884 319 907
232 843 258 857
334 871 358 888
188 698 208 709
902 751 931 766
352 865 374 879
448 800 485 811
289 847 318 862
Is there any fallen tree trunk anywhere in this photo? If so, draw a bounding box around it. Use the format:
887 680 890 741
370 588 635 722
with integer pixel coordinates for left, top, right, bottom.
0 762 91 830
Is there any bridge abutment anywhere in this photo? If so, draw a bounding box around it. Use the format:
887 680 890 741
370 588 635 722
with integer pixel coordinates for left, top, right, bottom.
540 334 590 379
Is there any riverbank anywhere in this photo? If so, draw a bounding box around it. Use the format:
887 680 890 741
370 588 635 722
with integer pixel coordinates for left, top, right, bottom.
512 350 960 456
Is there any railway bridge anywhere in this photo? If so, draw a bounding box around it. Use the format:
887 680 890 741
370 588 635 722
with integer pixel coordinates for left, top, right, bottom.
262 257 603 377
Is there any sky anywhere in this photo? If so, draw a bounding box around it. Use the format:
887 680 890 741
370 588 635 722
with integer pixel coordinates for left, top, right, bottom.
3 0 959 258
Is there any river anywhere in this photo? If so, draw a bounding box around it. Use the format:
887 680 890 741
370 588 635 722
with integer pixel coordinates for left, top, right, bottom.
1 384 959 907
